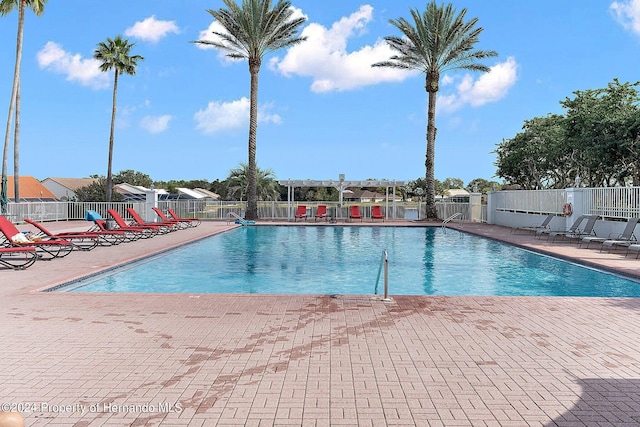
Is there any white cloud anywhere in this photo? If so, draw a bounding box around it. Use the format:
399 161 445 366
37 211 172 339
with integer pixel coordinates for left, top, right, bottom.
437 57 518 113
194 97 282 135
125 15 179 43
140 115 172 134
36 41 109 89
271 5 410 92
610 0 640 35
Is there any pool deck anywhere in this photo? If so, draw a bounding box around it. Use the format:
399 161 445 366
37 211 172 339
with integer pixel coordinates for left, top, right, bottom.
2 220 640 426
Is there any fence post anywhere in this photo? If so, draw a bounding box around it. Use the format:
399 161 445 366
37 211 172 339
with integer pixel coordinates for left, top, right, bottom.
145 190 158 222
564 187 585 228
469 193 482 222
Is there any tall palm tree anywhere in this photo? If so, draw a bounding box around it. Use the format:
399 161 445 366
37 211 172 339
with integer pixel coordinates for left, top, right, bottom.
373 2 497 219
0 0 47 211
194 0 306 220
93 35 143 202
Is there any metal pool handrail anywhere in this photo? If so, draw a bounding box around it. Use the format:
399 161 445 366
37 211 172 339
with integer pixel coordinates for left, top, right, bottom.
374 249 389 300
442 212 463 228
227 212 248 226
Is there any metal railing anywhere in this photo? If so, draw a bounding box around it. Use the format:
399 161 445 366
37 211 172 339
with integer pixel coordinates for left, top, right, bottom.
583 187 640 219
374 249 389 300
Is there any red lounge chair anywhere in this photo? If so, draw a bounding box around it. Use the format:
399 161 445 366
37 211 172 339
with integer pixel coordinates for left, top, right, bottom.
0 216 73 260
126 208 178 232
84 210 143 243
167 208 201 227
315 205 327 222
371 206 385 222
349 206 363 222
152 207 189 229
24 218 122 248
0 246 37 270
23 218 100 251
106 209 160 238
294 205 307 221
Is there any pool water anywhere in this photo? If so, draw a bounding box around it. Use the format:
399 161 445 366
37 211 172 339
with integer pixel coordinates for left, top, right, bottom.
62 226 640 296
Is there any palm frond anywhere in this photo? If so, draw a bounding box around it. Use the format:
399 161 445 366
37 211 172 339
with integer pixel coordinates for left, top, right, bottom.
195 0 306 65
373 1 497 79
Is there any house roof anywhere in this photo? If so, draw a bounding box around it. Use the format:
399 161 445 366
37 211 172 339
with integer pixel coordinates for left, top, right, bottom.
4 176 58 200
193 188 220 199
43 177 99 191
177 188 206 199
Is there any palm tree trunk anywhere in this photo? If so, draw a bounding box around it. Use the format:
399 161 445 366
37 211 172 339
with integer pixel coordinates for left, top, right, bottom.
246 60 260 220
106 69 119 203
1 0 25 213
13 78 20 202
425 72 439 219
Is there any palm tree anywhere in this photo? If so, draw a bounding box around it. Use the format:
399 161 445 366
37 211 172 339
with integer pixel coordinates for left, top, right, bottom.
373 2 497 219
0 0 47 211
194 0 306 220
93 35 143 202
227 163 280 202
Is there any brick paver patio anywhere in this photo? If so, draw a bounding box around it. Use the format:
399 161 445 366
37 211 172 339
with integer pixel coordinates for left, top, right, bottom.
2 220 640 426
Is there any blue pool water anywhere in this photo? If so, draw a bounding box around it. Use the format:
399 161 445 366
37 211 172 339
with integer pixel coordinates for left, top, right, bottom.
62 226 640 296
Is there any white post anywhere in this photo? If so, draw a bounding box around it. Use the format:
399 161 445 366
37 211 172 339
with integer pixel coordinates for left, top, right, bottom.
145 190 158 222
564 187 585 228
469 193 482 222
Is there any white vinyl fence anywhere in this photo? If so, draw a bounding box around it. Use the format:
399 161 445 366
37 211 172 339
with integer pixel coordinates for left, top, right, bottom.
1 200 486 223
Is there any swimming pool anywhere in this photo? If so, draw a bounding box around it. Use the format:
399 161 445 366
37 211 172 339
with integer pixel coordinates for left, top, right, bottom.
61 226 640 296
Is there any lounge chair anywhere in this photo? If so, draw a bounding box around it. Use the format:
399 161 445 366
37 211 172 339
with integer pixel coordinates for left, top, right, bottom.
580 217 639 250
349 206 363 222
511 213 554 235
0 216 73 260
151 207 188 229
85 210 142 243
599 218 640 252
24 218 100 251
371 205 385 222
294 205 307 222
167 208 201 227
537 214 586 239
0 246 37 270
549 215 598 243
106 209 160 238
625 244 640 258
126 208 178 232
315 205 327 222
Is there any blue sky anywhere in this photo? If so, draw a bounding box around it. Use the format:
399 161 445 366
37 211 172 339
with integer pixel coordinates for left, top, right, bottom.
1 0 639 186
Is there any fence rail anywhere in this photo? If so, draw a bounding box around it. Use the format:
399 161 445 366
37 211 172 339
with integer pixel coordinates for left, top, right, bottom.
0 200 486 223
491 189 566 215
490 187 640 221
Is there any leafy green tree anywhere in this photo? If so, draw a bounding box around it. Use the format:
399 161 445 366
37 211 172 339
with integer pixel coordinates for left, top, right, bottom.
113 169 153 187
495 114 568 189
226 163 280 202
442 177 464 190
373 2 497 218
93 35 144 202
562 79 640 186
0 0 47 211
75 178 123 202
496 80 640 189
195 0 306 220
466 178 502 194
